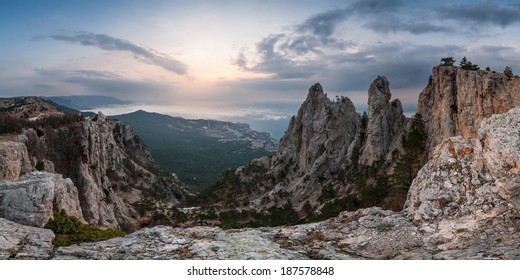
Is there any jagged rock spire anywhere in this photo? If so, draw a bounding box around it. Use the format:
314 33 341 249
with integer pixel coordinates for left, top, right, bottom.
360 76 408 166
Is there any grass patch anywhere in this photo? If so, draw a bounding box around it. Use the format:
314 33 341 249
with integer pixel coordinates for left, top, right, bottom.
376 223 394 232
44 210 127 247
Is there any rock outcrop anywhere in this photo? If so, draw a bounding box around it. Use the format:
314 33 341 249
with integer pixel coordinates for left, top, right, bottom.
405 108 520 237
360 76 409 165
13 115 191 231
0 141 31 181
1 97 192 232
51 108 520 260
418 66 520 155
0 217 55 260
0 172 84 227
209 78 409 212
268 83 361 202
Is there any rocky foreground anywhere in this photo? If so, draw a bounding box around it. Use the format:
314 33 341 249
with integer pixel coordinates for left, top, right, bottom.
3 108 519 259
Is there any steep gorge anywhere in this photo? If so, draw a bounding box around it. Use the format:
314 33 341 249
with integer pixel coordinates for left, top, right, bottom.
0 106 192 231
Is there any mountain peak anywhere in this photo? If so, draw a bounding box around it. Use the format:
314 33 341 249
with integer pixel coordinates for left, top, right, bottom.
309 83 323 94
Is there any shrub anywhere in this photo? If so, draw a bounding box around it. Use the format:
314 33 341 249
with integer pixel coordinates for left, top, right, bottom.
440 57 455 66
45 210 126 247
504 66 513 78
376 223 394 232
459 56 479 70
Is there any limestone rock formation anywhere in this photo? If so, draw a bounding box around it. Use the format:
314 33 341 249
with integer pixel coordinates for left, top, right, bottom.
404 108 520 251
209 78 409 212
0 141 31 181
406 107 520 224
0 172 84 227
418 66 520 155
0 217 55 260
51 108 520 260
0 98 193 231
360 76 409 166
268 83 360 202
14 115 191 231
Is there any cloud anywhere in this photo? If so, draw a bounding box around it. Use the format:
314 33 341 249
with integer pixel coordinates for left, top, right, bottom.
49 31 188 75
350 0 403 15
30 68 174 102
235 34 325 79
363 15 452 34
296 8 349 39
438 1 520 28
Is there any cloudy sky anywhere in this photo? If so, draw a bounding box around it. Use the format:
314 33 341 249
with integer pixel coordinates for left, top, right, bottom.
1 0 520 137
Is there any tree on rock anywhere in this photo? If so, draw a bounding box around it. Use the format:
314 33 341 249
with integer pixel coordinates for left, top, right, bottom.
504 66 513 78
440 57 455 66
460 56 480 70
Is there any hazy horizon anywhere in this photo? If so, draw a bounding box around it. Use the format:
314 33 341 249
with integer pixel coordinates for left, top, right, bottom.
2 0 520 137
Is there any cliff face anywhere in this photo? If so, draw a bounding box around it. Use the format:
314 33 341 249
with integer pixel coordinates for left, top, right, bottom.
208 77 409 212
0 172 84 227
406 108 520 223
0 107 191 231
50 108 520 260
0 141 31 181
272 83 360 189
418 66 520 154
360 76 409 166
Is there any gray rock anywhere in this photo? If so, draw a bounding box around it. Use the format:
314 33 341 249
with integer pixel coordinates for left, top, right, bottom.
0 172 84 227
16 118 192 231
417 66 520 156
54 226 305 260
360 76 409 165
0 217 54 259
51 108 520 260
0 141 32 181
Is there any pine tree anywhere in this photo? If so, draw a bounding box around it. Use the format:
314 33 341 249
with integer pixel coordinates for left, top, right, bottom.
504 66 513 78
440 57 455 66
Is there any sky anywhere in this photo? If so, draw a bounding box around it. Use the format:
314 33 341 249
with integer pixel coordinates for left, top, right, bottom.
1 0 520 138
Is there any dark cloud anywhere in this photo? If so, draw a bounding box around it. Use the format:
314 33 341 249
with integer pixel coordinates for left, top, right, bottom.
326 44 467 91
296 8 349 39
364 16 452 34
438 1 520 28
350 0 403 15
49 31 188 75
236 34 324 79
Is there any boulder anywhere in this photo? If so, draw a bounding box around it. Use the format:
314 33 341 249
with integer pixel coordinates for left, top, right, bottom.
0 217 54 259
0 172 84 227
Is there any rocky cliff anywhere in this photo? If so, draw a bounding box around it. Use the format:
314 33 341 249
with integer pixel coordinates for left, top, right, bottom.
360 76 409 166
418 66 520 155
47 107 520 260
0 100 192 231
270 83 361 199
204 77 410 214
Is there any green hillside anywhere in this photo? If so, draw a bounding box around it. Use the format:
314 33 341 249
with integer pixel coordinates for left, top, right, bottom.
112 110 276 191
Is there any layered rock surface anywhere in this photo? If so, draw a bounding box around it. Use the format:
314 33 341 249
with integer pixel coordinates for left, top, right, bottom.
50 108 520 260
405 108 520 247
418 66 520 155
0 141 31 181
214 78 408 211
13 115 191 230
0 217 55 260
0 172 84 227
